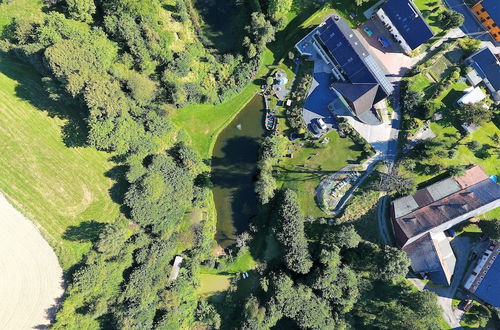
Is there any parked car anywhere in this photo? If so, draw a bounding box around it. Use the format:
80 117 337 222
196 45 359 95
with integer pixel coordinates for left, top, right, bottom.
310 123 321 135
363 27 373 37
378 36 390 48
316 118 327 130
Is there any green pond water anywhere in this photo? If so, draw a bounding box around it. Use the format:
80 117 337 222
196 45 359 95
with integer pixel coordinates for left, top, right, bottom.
212 94 266 247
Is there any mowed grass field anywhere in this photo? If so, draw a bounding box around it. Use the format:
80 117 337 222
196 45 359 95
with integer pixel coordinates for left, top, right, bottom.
0 55 121 269
0 0 44 34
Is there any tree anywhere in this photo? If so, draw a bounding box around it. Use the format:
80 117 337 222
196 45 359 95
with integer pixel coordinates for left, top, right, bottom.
307 247 360 313
241 296 266 329
125 153 196 235
126 71 157 105
95 223 128 256
273 190 313 274
65 0 96 23
266 76 274 86
355 0 370 6
378 246 411 282
452 102 494 126
267 0 292 22
266 272 336 329
421 100 439 119
196 301 221 329
491 132 499 145
442 10 464 29
255 170 277 204
170 142 201 173
478 219 500 240
354 283 443 329
458 37 481 56
402 89 424 115
322 225 361 249
464 304 492 327
260 134 287 160
245 12 276 52
448 165 466 178
372 170 416 196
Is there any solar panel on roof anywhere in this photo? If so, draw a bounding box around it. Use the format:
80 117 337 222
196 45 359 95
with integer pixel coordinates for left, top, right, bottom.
315 16 392 95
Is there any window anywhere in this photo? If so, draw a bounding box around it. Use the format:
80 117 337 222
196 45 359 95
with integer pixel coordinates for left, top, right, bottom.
481 19 486 23
493 23 497 27
481 8 486 12
476 11 481 15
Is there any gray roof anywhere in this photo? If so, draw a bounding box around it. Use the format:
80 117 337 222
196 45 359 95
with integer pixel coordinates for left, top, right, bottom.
331 82 380 123
403 232 455 285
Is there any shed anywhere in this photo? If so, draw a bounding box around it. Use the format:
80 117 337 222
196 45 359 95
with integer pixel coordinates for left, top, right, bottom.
169 256 183 282
457 87 486 105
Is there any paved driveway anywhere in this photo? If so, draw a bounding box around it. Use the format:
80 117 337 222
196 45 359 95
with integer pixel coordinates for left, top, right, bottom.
302 59 337 133
358 19 419 81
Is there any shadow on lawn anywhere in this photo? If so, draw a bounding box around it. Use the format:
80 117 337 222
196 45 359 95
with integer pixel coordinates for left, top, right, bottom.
63 220 107 243
0 54 88 148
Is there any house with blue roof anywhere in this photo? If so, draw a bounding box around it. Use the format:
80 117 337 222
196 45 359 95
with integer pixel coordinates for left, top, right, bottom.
465 47 500 103
295 15 394 125
376 0 434 54
464 241 500 307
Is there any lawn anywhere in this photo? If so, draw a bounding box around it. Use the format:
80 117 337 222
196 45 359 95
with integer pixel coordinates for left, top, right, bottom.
197 249 257 298
406 121 500 185
200 250 257 275
414 0 447 35
408 73 437 98
277 130 363 217
330 0 380 27
0 55 121 269
0 0 44 34
197 274 232 297
436 80 469 107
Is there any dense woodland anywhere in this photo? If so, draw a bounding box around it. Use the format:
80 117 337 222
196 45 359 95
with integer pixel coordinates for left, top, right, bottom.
0 0 472 328
0 0 279 327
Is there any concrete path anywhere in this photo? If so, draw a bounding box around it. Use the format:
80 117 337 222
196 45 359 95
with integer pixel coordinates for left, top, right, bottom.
0 194 64 329
318 153 383 215
377 194 392 245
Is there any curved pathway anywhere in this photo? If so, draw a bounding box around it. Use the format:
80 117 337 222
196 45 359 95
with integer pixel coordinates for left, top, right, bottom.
0 194 64 329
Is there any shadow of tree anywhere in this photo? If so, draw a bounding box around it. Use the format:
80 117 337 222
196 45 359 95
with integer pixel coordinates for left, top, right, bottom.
63 220 107 242
0 54 88 147
104 164 129 207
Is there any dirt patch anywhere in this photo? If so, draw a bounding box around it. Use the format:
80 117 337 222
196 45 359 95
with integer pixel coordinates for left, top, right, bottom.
0 193 64 329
